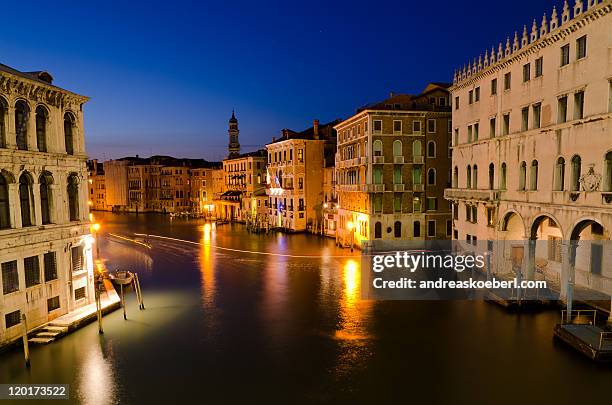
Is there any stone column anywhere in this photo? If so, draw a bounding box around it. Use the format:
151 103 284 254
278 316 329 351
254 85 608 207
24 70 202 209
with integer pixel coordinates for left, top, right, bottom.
27 108 38 152
560 240 576 307
32 182 42 226
8 183 21 228
525 238 536 280
5 106 16 149
49 184 59 224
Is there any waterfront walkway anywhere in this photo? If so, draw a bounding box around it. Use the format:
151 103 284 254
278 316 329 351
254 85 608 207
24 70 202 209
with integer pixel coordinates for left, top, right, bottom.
29 279 120 344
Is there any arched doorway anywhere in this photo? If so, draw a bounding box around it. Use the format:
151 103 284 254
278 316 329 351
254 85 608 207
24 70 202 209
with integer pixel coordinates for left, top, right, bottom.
527 214 562 281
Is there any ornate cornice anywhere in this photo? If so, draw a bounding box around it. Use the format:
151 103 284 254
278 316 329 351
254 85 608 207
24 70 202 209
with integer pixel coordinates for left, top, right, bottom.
0 71 89 109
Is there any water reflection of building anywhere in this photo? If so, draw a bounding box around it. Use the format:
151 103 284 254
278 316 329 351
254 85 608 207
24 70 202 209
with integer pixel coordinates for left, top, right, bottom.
446 1 612 298
0 64 95 347
335 83 453 250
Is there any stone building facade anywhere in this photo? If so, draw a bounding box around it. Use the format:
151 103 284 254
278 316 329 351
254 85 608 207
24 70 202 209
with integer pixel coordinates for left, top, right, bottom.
445 0 612 298
265 120 338 232
0 64 93 346
87 159 108 212
335 84 452 249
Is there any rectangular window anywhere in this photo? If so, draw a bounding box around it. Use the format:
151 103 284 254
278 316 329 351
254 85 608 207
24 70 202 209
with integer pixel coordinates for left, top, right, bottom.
454 129 459 146
475 87 480 102
486 207 495 227
427 119 436 133
297 149 304 162
412 121 421 133
468 90 473 104
504 72 511 90
2 261 19 295
373 120 382 133
439 97 447 106
474 123 479 141
533 103 541 129
413 198 421 213
298 177 303 189
503 114 510 135
489 117 496 138
467 125 472 143
374 195 382 213
491 78 497 95
560 44 570 66
523 63 530 82
71 246 83 273
576 35 587 60
427 220 436 237
446 220 452 237
521 107 529 131
454 96 459 110
74 286 86 301
574 91 584 119
47 296 60 312
558 96 568 123
427 197 437 211
471 206 478 223
465 205 471 222
535 57 543 77
393 120 402 133
394 195 402 212
5 310 20 328
24 256 40 288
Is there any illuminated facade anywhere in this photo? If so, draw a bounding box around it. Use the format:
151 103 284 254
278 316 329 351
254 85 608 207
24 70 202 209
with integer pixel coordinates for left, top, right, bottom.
0 64 94 346
446 0 612 297
87 159 108 211
335 83 453 249
265 120 338 232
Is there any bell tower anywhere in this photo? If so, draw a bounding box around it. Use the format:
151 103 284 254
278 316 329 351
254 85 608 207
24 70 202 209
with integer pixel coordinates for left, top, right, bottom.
228 110 240 158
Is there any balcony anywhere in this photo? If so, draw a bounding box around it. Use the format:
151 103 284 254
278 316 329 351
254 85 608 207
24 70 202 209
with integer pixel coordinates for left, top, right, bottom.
413 156 424 164
337 184 361 192
413 183 424 192
373 156 384 164
393 184 405 192
373 184 385 192
443 188 501 201
393 156 404 164
359 156 368 165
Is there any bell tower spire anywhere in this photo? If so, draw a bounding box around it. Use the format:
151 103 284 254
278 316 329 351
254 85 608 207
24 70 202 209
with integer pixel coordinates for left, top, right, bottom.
228 109 240 158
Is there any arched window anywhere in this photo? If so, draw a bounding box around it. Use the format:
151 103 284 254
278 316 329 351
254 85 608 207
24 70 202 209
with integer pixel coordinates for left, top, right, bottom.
500 162 507 189
0 98 7 148
413 166 422 185
64 113 75 155
413 140 422 157
571 155 581 191
0 174 10 229
453 166 458 188
35 106 47 152
15 100 29 150
68 174 79 221
19 173 33 227
393 140 402 156
394 221 401 238
40 172 52 225
374 167 383 184
278 170 282 188
466 165 472 189
413 221 421 237
488 163 494 190
473 165 478 189
427 141 436 157
373 140 383 156
427 168 436 185
519 161 527 190
374 221 382 238
604 152 612 192
554 157 565 191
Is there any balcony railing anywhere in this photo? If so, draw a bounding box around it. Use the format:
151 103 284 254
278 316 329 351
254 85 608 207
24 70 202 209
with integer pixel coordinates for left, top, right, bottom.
373 184 385 192
413 155 424 164
359 156 368 165
373 156 384 164
413 183 424 192
393 184 405 192
444 188 501 201
393 156 404 164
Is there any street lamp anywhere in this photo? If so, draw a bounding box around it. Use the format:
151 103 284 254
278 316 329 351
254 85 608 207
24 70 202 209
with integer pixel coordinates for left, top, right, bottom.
347 221 355 252
92 222 101 259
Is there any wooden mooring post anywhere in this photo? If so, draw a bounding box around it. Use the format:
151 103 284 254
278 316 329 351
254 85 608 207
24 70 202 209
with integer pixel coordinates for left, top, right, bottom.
21 314 30 367
95 279 104 334
135 273 145 310
120 284 127 320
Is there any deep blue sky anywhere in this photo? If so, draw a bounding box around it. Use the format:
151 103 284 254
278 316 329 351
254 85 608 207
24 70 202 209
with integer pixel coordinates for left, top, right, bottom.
1 0 553 161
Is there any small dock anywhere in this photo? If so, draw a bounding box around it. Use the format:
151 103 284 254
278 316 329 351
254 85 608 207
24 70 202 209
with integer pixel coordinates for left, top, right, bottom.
28 279 120 345
553 310 612 362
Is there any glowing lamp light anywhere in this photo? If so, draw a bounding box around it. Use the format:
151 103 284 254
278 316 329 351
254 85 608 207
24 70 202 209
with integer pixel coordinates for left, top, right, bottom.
92 223 101 232
323 203 328 209
88 200 93 206
347 221 354 231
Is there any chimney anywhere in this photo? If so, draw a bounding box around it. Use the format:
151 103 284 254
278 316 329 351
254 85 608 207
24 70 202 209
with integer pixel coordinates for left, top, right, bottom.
390 91 395 98
313 119 319 139
272 136 276 142
283 129 289 139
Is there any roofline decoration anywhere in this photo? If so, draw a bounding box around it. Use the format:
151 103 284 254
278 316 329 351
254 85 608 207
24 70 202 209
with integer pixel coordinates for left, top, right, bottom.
452 0 610 89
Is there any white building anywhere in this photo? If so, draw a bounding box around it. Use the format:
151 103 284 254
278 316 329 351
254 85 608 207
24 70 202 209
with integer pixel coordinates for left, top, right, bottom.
446 0 612 299
0 64 93 347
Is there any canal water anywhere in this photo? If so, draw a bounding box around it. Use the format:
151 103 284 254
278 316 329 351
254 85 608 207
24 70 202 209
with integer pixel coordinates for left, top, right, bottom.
1 212 611 404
